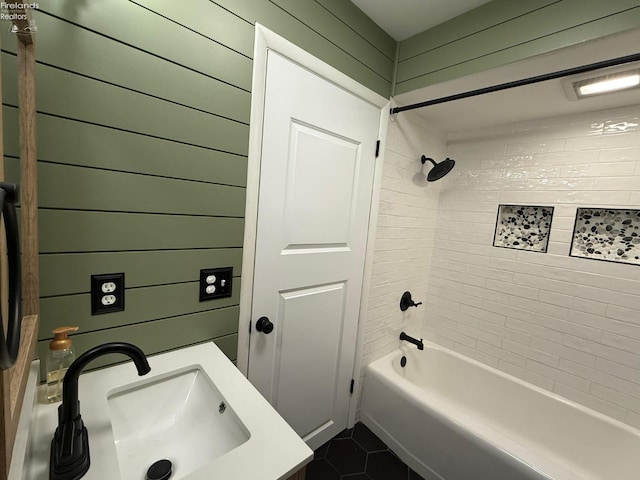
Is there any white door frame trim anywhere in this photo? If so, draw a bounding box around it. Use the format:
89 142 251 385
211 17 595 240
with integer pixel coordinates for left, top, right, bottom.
238 23 389 427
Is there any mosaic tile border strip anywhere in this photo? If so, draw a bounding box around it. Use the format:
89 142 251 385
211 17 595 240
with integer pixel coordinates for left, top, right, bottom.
570 208 640 265
493 204 554 253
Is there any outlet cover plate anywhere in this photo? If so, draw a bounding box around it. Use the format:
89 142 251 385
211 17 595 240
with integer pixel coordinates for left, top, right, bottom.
199 267 233 301
91 273 125 315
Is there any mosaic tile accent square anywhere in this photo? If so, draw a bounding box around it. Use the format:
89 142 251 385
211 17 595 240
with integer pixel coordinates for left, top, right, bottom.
493 205 554 253
570 208 640 265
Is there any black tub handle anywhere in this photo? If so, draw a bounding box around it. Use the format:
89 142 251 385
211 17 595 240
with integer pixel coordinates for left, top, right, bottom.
400 291 422 311
0 183 22 370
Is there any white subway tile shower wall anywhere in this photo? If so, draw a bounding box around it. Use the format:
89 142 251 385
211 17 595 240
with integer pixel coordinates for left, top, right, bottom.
426 104 640 428
356 111 445 413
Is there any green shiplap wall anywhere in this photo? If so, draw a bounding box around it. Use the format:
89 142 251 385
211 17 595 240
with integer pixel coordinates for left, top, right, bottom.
395 0 640 94
0 0 394 377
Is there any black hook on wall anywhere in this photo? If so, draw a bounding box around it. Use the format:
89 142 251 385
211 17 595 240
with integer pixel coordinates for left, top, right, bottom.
399 291 422 312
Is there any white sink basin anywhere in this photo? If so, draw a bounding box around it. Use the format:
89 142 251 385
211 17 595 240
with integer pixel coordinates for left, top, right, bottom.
20 342 312 480
107 366 249 480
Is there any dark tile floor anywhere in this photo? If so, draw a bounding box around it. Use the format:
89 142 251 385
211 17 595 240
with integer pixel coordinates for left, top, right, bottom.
306 422 425 480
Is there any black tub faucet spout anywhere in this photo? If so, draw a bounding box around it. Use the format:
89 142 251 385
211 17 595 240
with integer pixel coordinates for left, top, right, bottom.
399 332 424 350
50 342 151 480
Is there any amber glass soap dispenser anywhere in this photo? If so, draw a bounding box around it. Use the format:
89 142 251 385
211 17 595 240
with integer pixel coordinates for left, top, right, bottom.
46 326 79 403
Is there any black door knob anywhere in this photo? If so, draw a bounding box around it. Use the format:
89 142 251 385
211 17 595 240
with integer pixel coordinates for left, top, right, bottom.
255 316 274 334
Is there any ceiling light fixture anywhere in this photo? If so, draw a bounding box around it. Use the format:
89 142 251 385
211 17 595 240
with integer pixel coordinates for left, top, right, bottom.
577 71 640 96
564 66 640 100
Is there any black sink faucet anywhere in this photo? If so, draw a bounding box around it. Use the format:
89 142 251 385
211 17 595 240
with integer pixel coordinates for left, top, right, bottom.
399 331 424 350
50 342 151 480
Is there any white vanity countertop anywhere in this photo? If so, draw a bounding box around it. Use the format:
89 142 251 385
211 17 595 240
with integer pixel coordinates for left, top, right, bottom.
20 342 312 480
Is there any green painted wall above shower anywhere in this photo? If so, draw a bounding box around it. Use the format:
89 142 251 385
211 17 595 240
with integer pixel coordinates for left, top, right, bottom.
394 0 640 95
0 0 394 377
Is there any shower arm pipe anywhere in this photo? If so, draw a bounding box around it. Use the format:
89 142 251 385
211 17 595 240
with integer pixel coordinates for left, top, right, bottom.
390 52 640 115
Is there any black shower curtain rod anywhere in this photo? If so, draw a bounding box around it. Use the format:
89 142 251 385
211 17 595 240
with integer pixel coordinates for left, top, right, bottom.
391 52 640 115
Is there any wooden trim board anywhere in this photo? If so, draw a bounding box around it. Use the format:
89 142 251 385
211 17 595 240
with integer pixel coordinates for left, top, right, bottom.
0 13 40 480
17 33 38 318
286 466 306 480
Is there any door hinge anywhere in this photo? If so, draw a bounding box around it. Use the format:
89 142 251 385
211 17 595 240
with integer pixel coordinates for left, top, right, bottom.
350 379 355 394
249 321 252 334
375 140 381 158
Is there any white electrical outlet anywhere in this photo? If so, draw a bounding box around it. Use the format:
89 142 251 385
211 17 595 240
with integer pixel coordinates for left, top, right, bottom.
199 267 233 302
91 273 125 315
101 295 116 306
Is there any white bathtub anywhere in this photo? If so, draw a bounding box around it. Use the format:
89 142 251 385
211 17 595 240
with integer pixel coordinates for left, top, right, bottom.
361 342 640 480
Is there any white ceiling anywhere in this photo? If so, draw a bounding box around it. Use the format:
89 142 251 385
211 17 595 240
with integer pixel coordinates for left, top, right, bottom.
351 0 640 133
351 2 640 135
350 0 492 41
394 29 640 134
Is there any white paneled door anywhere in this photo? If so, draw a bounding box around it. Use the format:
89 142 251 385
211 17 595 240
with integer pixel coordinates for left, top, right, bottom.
248 50 381 449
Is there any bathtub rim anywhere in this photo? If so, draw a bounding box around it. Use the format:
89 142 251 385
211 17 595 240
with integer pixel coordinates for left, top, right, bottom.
372 340 640 438
363 346 581 480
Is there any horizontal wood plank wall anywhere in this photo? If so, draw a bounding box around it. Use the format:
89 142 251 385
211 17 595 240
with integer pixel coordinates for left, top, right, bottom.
0 0 393 378
210 0 395 96
395 0 640 94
